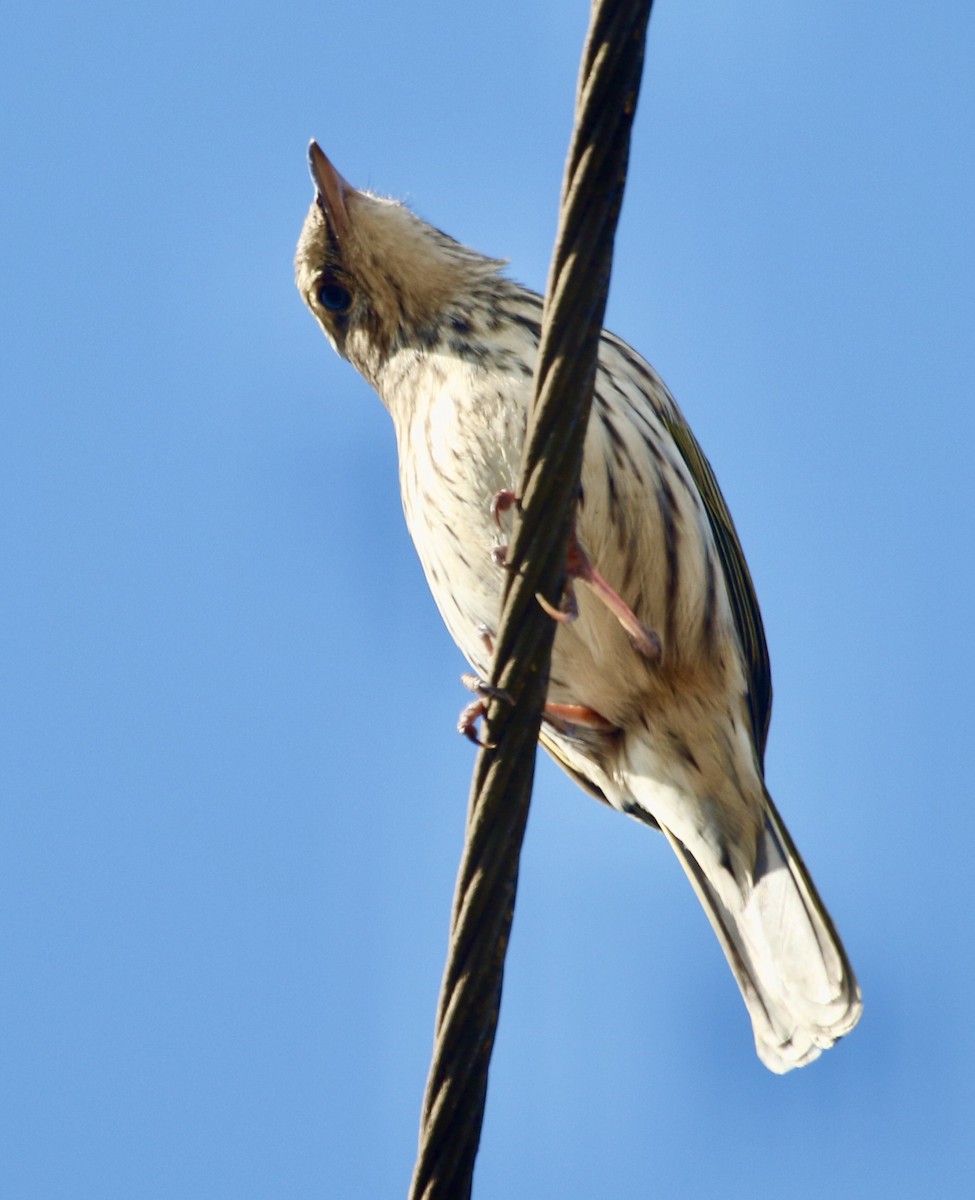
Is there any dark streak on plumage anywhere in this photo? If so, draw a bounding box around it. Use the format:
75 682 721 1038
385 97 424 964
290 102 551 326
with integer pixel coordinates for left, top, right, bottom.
416 323 441 349
673 463 700 506
596 361 629 400
599 408 627 467
447 336 490 361
508 311 542 342
611 337 657 388
640 426 667 468
702 546 718 654
605 459 625 546
672 736 701 772
657 476 681 652
618 530 636 597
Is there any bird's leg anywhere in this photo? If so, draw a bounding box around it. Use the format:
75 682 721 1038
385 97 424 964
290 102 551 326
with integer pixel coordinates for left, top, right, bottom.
553 530 662 660
489 489 661 661
458 684 615 744
542 703 618 733
469 621 618 740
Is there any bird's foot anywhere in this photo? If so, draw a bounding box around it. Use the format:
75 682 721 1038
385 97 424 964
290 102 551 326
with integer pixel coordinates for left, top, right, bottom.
489 489 660 661
458 673 514 747
489 490 518 569
491 488 519 525
461 631 617 740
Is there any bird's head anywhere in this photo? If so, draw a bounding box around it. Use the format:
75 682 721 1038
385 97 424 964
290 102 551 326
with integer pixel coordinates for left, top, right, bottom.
295 142 505 387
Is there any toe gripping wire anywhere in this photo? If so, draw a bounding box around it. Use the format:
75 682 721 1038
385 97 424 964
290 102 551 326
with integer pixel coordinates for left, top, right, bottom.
409 3 656 1197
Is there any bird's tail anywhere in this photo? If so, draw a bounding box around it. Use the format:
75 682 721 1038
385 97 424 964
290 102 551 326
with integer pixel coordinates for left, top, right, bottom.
661 793 862 1073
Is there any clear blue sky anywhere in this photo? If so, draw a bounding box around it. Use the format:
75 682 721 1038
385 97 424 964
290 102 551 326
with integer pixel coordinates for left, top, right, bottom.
3 2 973 1196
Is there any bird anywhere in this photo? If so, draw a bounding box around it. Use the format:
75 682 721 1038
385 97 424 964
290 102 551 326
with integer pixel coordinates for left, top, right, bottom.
294 141 862 1073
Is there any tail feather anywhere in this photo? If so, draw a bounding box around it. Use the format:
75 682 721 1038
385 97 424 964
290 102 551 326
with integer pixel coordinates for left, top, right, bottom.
661 795 861 1074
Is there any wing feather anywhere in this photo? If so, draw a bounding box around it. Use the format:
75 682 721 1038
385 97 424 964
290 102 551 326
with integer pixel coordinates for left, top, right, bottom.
662 408 773 766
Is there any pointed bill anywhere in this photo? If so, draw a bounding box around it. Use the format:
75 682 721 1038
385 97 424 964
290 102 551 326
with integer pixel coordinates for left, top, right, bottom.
308 141 354 241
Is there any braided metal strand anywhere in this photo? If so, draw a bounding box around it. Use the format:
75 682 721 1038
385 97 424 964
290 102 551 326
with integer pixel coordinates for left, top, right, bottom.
409 3 655 1196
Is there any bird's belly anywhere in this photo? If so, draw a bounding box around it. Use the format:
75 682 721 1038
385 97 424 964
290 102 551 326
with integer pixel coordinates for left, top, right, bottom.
413 513 505 677
397 383 524 677
395 367 734 725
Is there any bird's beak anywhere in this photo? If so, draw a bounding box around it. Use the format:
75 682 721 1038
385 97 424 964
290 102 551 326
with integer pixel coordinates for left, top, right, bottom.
308 141 353 242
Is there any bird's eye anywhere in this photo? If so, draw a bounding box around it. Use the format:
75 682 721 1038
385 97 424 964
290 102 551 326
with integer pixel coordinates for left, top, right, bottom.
317 281 353 314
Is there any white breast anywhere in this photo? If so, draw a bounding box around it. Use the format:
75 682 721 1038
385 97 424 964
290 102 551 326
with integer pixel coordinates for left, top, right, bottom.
386 349 530 678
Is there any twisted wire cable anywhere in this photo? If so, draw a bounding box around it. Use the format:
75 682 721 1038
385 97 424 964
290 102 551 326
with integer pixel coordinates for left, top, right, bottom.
409 3 655 1195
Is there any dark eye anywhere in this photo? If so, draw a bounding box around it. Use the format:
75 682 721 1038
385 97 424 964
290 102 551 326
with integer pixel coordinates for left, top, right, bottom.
317 280 352 314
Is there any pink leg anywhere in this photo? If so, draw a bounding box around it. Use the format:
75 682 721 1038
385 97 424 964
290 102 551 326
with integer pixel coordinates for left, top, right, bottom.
459 696 617 745
560 531 661 660
491 487 660 661
543 703 618 733
457 663 616 744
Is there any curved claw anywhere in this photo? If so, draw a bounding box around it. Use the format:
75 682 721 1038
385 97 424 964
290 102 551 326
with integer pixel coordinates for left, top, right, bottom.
458 699 494 747
490 488 518 526
458 674 514 747
535 584 579 624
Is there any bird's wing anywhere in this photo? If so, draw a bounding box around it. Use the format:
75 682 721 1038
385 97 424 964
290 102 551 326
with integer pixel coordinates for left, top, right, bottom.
662 408 773 767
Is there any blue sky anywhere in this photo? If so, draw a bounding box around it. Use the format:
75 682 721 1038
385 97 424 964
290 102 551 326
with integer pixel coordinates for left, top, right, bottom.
3 2 974 1196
